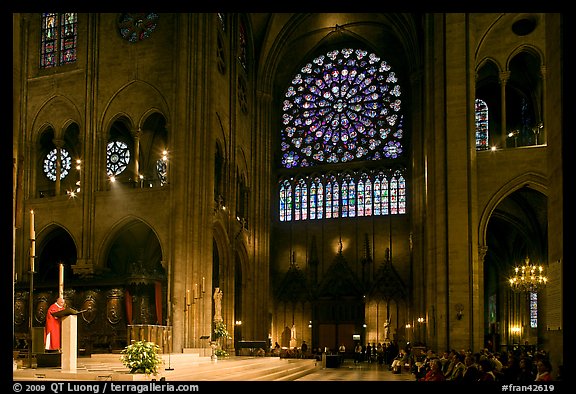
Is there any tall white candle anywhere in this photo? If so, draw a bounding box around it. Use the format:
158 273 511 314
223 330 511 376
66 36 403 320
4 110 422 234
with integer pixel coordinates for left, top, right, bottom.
202 277 205 293
30 210 35 240
186 289 191 306
59 263 64 298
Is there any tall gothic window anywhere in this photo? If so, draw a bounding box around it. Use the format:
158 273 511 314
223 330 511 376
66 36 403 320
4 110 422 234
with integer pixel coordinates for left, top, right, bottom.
279 180 292 222
41 13 77 68
530 291 538 328
238 18 247 71
310 176 324 220
475 98 489 150
294 178 308 221
390 169 406 214
357 173 372 217
278 47 406 221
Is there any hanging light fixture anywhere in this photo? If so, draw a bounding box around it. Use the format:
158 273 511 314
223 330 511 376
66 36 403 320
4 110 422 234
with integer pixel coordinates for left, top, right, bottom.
508 257 548 292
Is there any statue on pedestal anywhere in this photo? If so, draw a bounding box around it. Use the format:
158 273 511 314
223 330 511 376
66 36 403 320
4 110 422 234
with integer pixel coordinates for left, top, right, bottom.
213 288 223 322
384 318 391 341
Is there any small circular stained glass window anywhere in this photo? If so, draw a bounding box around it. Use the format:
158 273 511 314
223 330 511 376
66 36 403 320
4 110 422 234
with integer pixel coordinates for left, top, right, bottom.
106 141 131 176
44 148 72 181
118 13 159 43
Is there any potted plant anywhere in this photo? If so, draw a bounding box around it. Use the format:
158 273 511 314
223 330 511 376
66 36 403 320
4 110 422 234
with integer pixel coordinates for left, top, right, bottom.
120 340 164 377
213 321 230 341
212 321 231 359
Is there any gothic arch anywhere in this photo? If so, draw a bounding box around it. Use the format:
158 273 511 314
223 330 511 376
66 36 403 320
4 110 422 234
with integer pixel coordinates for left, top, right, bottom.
97 215 165 273
35 222 78 284
478 172 548 247
505 44 544 71
101 80 171 133
31 95 83 141
476 56 503 74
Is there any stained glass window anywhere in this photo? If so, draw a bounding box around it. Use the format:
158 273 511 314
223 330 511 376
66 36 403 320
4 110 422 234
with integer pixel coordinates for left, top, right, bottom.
326 175 339 219
118 13 159 43
530 291 538 328
395 170 406 214
357 173 372 217
278 47 407 222
373 172 388 216
341 174 356 218
294 178 308 221
41 13 77 68
475 98 489 150
280 48 404 168
238 19 247 70
390 170 406 215
43 148 72 181
278 169 406 221
310 177 324 220
106 141 131 176
156 158 167 185
279 180 292 222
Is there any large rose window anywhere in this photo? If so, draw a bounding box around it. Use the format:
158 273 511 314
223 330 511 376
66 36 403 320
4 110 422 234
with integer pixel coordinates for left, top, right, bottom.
280 48 404 169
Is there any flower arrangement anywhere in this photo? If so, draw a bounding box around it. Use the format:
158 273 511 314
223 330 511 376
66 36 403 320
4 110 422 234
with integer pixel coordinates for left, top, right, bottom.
213 321 231 339
120 340 163 375
214 348 229 358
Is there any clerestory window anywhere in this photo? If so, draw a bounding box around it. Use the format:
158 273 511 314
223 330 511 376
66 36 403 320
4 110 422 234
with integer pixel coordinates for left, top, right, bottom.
40 13 77 68
475 98 489 150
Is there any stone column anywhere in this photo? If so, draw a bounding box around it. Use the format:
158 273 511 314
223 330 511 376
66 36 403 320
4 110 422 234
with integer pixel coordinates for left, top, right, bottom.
132 129 141 186
53 139 64 196
499 71 510 148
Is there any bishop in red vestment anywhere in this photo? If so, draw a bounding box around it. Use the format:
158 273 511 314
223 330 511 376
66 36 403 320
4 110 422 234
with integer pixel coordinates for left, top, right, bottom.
44 297 66 350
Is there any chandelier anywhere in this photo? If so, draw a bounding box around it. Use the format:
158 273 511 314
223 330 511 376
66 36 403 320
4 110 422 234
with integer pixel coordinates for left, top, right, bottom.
508 257 548 292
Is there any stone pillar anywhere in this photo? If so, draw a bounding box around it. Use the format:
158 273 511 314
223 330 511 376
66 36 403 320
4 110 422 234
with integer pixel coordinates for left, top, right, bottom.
537 65 547 145
53 139 64 196
499 71 510 148
132 129 141 186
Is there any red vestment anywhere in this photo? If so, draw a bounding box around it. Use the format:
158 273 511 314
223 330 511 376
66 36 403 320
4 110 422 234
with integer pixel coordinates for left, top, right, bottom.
44 301 65 350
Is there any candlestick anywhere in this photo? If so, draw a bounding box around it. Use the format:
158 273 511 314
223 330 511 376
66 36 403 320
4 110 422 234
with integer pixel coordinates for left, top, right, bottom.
30 241 35 272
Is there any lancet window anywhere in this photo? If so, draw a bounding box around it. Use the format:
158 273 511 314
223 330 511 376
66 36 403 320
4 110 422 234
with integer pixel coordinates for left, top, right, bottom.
41 13 77 68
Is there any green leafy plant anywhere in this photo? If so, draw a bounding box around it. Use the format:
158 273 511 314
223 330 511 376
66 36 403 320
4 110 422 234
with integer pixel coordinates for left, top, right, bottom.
120 340 163 375
213 321 231 339
214 348 229 358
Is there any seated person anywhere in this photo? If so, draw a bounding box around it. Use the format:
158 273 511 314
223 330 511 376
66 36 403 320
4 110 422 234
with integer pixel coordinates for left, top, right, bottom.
391 349 409 373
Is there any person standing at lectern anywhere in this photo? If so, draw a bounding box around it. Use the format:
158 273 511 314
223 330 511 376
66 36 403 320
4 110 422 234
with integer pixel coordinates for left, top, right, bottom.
44 297 66 351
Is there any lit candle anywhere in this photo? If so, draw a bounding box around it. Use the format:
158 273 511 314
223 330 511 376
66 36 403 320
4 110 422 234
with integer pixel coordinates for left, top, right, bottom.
202 277 205 293
30 210 35 240
59 263 64 298
186 289 191 306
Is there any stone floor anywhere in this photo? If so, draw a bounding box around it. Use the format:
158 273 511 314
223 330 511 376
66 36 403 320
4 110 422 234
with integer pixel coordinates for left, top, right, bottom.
12 353 416 382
